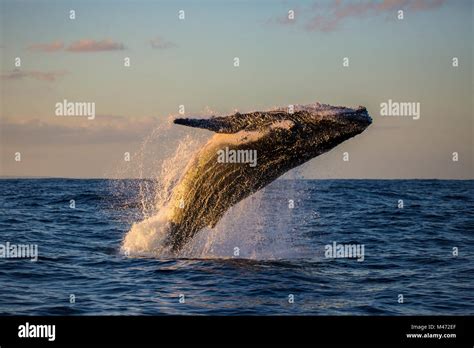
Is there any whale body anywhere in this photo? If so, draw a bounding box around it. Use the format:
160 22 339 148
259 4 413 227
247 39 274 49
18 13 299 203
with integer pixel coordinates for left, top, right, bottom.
160 102 372 252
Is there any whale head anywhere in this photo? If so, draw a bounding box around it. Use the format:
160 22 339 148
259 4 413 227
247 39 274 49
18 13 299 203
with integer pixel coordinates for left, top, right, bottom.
282 103 372 158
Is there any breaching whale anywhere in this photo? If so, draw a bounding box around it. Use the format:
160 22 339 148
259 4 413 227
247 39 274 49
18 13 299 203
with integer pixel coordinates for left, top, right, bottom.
159 102 372 252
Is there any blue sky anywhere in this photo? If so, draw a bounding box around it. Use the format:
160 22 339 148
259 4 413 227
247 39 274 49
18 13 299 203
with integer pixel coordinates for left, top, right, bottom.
0 0 472 178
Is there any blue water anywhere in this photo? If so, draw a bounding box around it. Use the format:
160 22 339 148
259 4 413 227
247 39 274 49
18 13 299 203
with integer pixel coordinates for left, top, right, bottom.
0 179 472 315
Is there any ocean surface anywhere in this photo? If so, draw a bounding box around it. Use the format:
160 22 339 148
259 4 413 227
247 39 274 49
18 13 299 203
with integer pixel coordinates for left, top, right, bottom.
0 179 472 315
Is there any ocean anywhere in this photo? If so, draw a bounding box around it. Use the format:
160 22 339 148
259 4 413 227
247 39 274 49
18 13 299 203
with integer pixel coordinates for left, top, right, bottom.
0 179 472 315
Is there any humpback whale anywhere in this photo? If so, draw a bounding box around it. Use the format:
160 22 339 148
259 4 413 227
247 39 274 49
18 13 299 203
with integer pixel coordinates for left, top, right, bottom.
158 102 372 252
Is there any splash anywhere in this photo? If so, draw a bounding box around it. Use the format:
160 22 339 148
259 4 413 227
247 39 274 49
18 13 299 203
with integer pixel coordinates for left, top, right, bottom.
117 99 372 259
121 126 205 257
119 123 310 260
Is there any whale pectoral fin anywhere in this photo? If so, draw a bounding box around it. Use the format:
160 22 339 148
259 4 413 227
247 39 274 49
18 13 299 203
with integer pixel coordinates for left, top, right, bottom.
174 111 288 134
174 117 233 133
174 115 250 134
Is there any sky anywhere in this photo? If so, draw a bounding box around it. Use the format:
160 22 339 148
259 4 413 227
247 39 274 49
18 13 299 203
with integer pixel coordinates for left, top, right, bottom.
0 0 472 179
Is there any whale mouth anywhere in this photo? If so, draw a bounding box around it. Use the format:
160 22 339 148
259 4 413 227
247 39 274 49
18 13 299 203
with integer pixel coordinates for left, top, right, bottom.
339 106 372 127
290 103 372 124
282 103 372 136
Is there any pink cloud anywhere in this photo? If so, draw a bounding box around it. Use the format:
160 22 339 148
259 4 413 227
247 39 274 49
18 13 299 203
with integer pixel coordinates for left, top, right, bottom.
269 0 446 32
149 36 177 49
66 39 125 52
1 69 67 82
27 41 64 52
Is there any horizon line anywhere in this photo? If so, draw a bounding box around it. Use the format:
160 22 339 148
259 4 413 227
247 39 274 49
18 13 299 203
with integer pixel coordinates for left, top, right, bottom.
0 176 472 181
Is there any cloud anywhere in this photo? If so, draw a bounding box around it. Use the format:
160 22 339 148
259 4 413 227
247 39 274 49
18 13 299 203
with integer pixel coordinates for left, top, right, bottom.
305 0 446 31
66 39 125 52
27 41 64 52
0 116 161 145
1 69 68 82
149 36 177 49
270 0 446 32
